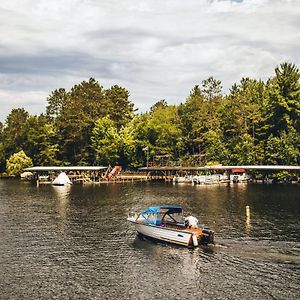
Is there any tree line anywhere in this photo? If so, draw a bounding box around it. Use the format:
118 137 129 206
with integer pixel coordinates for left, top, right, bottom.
0 62 299 175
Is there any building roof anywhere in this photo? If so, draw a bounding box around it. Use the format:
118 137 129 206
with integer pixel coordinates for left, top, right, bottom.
208 165 300 171
139 166 208 171
140 165 300 171
24 166 108 172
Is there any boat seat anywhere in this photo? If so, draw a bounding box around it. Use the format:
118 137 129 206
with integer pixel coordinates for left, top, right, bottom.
156 220 162 226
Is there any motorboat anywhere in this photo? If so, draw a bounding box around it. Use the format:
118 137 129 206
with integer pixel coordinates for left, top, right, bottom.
127 205 214 247
173 175 193 184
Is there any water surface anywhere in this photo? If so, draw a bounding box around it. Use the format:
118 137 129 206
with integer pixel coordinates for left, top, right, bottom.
0 180 299 299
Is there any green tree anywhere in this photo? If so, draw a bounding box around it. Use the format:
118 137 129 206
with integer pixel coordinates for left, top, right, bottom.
1 108 29 170
6 150 33 176
264 128 300 165
263 62 300 136
220 78 265 165
178 85 206 154
150 99 168 113
204 129 229 164
54 78 107 164
91 116 121 165
128 114 151 168
147 105 182 158
0 121 4 171
178 81 223 158
105 85 134 129
49 79 135 165
0 142 5 172
221 78 265 140
46 88 68 119
118 120 137 167
201 76 222 101
231 133 264 165
22 115 60 165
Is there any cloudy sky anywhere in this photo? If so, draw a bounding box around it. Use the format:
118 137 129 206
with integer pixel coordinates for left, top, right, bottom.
0 0 299 122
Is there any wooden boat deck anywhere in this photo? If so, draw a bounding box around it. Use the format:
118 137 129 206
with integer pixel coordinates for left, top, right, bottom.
164 222 202 236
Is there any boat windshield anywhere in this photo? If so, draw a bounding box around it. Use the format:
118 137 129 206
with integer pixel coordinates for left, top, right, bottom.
140 206 184 225
160 212 184 223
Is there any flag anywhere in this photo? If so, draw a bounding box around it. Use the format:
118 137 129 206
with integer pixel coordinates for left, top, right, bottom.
142 146 149 151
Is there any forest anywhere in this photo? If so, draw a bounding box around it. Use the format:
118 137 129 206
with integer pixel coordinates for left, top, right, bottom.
0 62 299 175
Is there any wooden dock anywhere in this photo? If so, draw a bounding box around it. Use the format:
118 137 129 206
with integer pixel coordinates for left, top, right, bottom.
100 174 149 183
25 166 152 185
24 164 300 186
138 165 300 183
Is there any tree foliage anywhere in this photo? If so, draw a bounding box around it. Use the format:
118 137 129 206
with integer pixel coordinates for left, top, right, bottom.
1 108 29 157
6 150 33 176
91 116 121 166
147 105 182 156
0 62 299 173
22 115 60 166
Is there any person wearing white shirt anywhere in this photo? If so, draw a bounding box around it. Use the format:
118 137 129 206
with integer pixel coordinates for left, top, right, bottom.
184 214 199 229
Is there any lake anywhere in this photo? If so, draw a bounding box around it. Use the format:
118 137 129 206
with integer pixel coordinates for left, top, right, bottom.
0 180 299 299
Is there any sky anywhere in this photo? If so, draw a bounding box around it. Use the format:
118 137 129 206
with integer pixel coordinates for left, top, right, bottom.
0 0 299 122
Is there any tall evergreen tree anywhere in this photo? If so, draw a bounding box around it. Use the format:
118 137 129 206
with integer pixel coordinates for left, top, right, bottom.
54 78 107 164
105 85 134 129
264 62 300 135
46 88 68 119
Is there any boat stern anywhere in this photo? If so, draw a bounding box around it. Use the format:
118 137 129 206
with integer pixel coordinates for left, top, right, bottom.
199 229 215 245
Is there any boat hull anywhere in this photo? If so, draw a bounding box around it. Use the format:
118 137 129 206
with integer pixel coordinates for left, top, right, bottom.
133 222 194 247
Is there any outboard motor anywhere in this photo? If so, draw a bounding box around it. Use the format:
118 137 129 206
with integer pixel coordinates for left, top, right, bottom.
200 229 215 245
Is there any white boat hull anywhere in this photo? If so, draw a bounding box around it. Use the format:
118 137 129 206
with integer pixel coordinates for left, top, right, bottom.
132 221 193 246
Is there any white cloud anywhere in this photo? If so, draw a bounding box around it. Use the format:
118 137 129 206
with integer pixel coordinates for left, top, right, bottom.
0 0 299 121
0 89 47 120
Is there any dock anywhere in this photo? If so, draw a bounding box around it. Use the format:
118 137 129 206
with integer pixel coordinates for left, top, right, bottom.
138 165 300 184
24 164 300 186
25 166 108 185
24 166 151 185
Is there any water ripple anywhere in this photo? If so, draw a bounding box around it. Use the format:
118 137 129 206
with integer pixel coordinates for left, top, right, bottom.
0 181 299 299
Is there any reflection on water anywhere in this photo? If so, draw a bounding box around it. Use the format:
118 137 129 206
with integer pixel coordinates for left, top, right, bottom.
52 185 71 230
245 205 251 235
53 185 71 230
0 180 299 299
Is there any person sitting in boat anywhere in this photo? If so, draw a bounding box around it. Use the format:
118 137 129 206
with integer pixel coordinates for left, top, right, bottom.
185 213 199 229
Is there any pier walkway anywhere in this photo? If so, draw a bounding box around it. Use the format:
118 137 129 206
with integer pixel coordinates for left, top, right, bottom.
139 165 300 182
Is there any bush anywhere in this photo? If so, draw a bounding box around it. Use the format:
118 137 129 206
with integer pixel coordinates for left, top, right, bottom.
6 150 33 176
